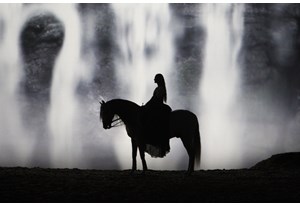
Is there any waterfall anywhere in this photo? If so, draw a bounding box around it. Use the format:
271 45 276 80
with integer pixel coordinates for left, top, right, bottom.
38 4 88 168
24 3 96 168
0 3 106 169
0 4 33 166
113 4 174 103
0 3 249 170
200 4 245 169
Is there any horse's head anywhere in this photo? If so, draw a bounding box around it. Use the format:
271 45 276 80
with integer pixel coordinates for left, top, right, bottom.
99 100 114 129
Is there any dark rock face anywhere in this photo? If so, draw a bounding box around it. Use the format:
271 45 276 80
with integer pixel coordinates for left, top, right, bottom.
242 4 275 86
79 4 117 99
21 13 64 99
251 152 300 170
170 4 204 101
242 4 300 87
242 4 300 112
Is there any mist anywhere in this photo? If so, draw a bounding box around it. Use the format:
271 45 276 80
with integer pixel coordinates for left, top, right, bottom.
0 3 300 170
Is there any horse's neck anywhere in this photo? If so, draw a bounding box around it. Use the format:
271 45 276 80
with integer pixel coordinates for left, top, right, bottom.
110 100 138 124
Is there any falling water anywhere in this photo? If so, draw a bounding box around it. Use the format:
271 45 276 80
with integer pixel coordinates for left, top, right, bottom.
0 3 111 169
200 4 245 169
24 3 96 168
112 4 182 169
42 4 88 168
113 4 174 103
0 4 32 166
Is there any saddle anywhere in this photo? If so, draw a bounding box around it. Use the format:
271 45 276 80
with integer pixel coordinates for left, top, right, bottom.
140 103 171 157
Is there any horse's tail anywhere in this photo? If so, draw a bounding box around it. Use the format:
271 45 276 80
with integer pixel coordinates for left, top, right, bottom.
194 118 201 170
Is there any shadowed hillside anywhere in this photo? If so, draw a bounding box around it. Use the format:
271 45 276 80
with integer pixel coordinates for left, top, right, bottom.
252 152 300 170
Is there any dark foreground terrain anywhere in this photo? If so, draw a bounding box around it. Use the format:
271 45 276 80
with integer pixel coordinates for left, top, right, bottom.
1 153 300 203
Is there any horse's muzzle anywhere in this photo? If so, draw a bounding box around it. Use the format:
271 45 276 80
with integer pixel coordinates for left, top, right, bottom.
104 124 111 129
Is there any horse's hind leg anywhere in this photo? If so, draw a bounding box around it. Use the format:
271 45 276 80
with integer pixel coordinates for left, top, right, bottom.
131 139 137 174
186 152 195 176
181 137 194 175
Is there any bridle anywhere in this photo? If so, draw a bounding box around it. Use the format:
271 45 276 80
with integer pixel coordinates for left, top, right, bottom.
100 100 123 128
110 116 123 128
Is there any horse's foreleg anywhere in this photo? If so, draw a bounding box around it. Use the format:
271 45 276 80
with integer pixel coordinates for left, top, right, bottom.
131 139 137 173
139 145 148 174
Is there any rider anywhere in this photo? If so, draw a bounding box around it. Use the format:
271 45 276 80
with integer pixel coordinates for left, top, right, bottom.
142 73 172 157
146 73 168 106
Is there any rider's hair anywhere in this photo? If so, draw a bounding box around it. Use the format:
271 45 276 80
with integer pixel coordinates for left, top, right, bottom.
154 73 167 103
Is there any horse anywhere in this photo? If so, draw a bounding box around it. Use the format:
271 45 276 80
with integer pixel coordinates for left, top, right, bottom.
99 99 201 175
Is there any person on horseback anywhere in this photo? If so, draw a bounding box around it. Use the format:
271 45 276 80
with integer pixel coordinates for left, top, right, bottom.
141 73 172 157
147 73 167 106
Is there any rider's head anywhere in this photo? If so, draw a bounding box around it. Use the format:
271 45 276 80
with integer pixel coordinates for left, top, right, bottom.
154 73 165 86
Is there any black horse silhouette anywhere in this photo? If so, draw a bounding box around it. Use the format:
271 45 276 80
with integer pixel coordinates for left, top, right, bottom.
99 99 201 175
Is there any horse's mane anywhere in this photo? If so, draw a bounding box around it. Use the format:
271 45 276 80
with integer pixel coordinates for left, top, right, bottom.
107 99 140 108
101 99 140 124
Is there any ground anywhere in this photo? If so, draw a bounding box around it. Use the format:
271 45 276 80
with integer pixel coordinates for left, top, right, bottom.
0 153 300 202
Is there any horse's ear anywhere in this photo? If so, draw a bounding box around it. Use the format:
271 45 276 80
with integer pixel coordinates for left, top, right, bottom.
99 100 105 105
